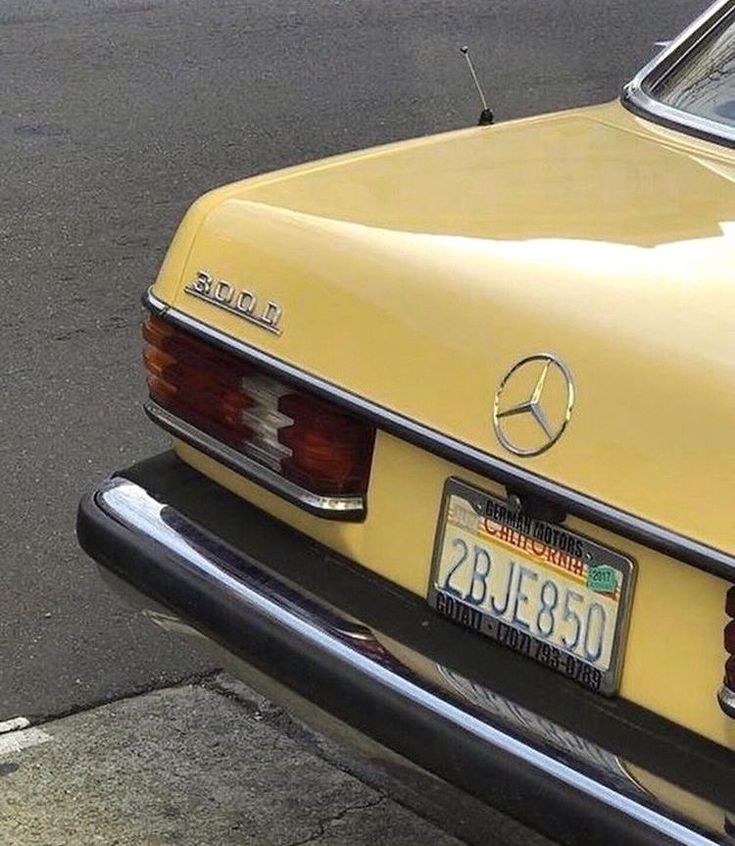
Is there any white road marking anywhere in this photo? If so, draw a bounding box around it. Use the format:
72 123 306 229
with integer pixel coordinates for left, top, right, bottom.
0 717 30 734
0 727 51 757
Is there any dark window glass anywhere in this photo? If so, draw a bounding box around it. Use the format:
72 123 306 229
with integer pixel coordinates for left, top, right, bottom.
654 13 735 127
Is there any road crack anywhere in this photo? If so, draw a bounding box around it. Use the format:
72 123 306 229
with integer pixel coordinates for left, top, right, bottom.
281 796 386 846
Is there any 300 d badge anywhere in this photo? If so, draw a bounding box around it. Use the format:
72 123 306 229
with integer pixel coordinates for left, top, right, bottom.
184 270 283 335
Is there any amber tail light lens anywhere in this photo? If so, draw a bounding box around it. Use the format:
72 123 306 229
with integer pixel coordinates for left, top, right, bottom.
142 316 375 498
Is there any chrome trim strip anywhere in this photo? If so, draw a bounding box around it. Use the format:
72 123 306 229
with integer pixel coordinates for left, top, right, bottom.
92 476 728 846
145 288 735 582
144 402 366 521
717 685 735 719
622 0 735 148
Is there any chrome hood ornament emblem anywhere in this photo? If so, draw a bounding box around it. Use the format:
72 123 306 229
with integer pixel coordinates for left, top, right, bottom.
493 354 574 457
184 271 283 335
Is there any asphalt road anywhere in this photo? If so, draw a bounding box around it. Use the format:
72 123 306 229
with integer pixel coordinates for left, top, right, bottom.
1 0 703 748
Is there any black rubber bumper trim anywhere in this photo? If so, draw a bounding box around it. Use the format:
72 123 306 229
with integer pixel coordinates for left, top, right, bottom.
77 467 730 846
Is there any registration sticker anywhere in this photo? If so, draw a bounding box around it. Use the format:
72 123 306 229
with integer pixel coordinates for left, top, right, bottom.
427 479 636 695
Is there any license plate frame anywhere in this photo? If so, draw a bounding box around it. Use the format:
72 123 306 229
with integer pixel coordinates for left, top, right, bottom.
427 478 636 696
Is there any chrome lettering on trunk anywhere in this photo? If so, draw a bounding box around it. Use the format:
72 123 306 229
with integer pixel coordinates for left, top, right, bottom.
184 271 283 335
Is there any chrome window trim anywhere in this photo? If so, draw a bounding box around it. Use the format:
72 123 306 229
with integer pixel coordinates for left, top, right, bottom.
145 287 735 581
144 402 366 521
622 0 735 148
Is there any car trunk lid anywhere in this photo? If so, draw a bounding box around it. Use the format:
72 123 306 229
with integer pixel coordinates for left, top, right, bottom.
160 103 735 557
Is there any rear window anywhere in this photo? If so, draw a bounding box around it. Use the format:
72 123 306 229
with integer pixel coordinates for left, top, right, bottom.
653 10 735 128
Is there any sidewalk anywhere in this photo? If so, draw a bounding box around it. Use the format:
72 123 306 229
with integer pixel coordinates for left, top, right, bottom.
0 677 464 846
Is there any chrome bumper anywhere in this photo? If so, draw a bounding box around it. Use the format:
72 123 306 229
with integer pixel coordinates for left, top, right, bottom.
77 468 734 846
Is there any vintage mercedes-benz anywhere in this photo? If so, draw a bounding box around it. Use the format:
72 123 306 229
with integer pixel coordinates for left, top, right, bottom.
78 1 734 843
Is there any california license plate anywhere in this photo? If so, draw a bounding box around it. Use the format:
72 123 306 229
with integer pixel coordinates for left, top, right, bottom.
427 479 636 695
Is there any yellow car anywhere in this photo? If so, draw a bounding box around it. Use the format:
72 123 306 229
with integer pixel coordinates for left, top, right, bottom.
78 1 734 842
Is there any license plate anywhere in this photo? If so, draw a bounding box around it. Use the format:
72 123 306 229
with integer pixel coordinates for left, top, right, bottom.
427 479 636 695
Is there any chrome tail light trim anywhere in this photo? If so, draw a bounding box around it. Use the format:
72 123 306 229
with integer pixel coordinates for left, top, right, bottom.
144 402 366 521
717 685 735 719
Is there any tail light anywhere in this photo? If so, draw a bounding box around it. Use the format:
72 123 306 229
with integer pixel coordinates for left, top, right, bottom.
719 586 735 717
142 315 375 511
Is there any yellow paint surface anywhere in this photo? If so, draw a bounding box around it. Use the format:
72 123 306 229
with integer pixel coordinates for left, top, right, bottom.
152 99 734 748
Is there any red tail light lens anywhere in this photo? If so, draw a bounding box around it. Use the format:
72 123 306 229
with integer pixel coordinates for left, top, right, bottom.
726 620 735 655
278 394 375 495
142 316 375 499
725 587 735 689
726 656 735 691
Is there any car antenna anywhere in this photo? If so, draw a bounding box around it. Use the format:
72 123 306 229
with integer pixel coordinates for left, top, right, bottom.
460 46 494 126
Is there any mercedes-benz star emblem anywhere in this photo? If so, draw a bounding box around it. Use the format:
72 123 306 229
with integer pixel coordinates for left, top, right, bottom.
493 354 574 457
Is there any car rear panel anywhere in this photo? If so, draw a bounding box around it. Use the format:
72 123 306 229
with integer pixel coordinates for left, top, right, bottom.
173 431 733 750
146 99 735 748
